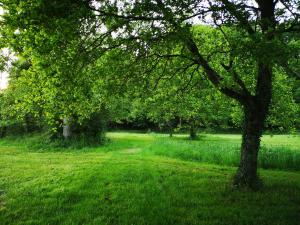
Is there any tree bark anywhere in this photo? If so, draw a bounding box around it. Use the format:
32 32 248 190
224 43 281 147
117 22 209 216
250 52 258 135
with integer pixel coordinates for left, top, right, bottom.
234 103 264 189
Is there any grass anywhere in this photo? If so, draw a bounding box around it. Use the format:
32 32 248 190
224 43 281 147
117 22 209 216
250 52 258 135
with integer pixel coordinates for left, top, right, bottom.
140 133 300 171
0 132 300 225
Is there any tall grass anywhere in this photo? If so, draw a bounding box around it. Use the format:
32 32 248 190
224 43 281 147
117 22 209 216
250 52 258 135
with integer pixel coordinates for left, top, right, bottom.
143 134 300 171
259 146 300 170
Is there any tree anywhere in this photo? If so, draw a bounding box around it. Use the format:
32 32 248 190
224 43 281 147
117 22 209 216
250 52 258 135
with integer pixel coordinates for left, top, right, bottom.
86 0 299 189
130 60 233 139
0 0 109 141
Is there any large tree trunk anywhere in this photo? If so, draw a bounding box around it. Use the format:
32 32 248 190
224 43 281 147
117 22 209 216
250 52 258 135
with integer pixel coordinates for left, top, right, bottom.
234 103 264 189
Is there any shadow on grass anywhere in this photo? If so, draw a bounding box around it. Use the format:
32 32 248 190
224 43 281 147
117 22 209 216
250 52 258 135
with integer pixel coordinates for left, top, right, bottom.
1 155 300 225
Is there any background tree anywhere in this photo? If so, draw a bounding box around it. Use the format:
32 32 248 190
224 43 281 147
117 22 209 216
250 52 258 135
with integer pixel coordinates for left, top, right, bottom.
0 0 110 142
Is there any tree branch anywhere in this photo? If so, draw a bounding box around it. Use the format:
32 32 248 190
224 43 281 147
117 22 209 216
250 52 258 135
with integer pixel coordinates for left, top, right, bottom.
221 60 252 96
218 0 255 35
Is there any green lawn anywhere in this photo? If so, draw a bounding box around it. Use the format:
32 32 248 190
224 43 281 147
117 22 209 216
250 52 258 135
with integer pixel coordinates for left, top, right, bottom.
0 132 300 225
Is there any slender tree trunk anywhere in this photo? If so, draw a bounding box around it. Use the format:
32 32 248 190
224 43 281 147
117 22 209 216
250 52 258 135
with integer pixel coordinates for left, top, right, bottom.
168 121 173 137
24 114 34 133
169 126 173 138
24 114 29 133
63 117 72 140
0 125 6 138
189 119 197 140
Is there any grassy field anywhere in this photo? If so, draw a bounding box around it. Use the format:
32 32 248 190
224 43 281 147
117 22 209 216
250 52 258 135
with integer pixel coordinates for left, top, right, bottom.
0 132 299 225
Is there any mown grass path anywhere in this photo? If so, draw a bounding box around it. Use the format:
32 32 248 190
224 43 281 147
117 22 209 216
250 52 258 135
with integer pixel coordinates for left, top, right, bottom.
0 132 299 225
